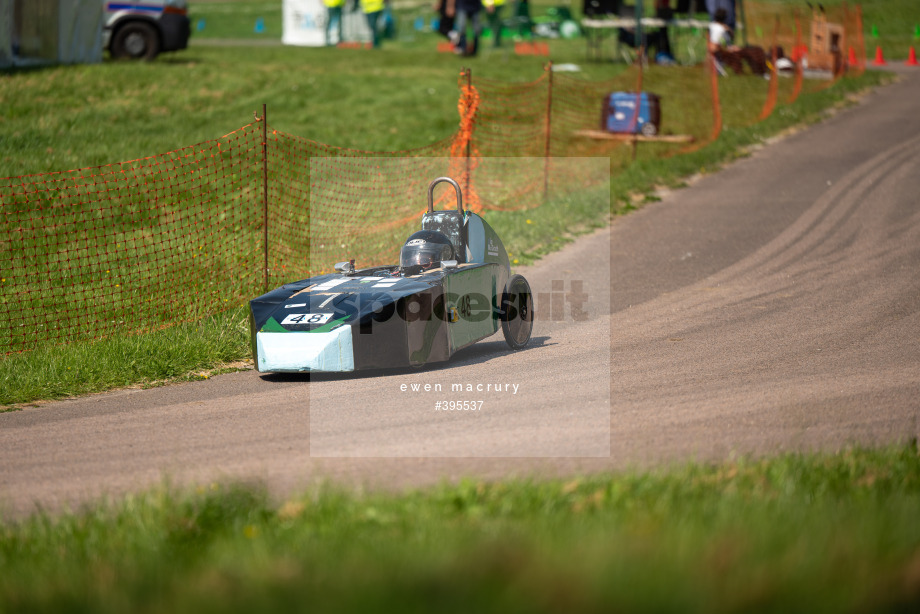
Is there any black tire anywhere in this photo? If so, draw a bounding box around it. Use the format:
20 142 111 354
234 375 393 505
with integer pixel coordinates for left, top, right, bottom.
111 21 160 60
500 274 534 350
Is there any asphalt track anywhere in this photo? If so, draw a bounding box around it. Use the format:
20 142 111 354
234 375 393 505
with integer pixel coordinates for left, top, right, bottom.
2 67 919 517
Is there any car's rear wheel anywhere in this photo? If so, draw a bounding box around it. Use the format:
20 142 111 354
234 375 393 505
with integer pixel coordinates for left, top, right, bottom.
111 22 160 60
501 274 534 350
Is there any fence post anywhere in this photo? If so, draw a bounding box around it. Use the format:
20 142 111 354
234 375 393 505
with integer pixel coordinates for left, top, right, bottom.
543 61 553 203
634 0 644 57
261 103 269 292
632 47 644 161
787 11 803 104
855 5 866 73
465 68 472 199
708 46 722 143
738 0 748 47
758 15 780 121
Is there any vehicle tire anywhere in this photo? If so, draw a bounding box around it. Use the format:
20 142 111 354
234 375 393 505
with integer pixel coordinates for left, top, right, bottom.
500 274 534 350
111 21 160 60
640 121 658 137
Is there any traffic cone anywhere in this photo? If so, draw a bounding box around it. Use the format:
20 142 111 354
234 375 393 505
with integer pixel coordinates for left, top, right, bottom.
872 45 887 65
907 46 920 66
848 46 857 66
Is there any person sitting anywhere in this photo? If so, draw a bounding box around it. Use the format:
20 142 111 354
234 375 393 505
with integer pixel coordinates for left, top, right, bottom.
708 8 766 75
706 0 735 30
400 230 455 276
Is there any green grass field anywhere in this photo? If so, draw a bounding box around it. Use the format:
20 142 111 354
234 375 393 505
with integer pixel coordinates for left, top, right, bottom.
1 445 919 612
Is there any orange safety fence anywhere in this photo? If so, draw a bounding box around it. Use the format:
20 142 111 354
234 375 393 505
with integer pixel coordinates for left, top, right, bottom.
451 69 483 213
787 12 805 105
850 4 867 77
266 128 459 287
708 50 724 144
745 0 863 87
465 62 664 211
0 95 607 354
759 15 781 121
1 125 267 353
704 0 866 130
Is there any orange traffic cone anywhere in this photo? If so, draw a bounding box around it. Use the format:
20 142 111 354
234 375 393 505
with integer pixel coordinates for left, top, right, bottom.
872 45 887 65
907 46 920 66
848 46 858 66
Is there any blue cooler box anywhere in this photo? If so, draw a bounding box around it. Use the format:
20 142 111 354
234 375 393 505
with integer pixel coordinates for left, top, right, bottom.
601 92 661 136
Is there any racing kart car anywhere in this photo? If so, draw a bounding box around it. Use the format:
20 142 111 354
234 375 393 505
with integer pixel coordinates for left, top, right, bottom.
249 177 534 373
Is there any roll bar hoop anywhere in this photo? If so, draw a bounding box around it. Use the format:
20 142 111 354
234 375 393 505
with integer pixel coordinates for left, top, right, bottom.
427 177 464 214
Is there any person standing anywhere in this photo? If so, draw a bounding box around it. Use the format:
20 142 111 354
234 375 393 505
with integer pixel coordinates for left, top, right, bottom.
708 7 732 49
708 7 737 73
434 0 456 40
653 0 675 63
323 0 344 45
484 0 505 48
446 0 484 56
708 7 766 76
511 0 531 40
360 0 385 47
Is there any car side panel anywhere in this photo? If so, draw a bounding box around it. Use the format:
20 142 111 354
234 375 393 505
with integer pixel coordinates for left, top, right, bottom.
403 287 451 366
444 264 503 353
351 301 412 370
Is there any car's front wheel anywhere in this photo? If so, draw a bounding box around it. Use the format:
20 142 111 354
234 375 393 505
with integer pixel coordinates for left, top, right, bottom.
111 22 160 60
500 274 534 350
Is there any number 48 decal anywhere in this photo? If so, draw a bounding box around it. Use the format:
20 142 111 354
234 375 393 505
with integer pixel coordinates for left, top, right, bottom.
281 313 334 325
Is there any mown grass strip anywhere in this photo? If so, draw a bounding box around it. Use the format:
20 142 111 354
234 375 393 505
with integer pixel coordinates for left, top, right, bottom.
0 308 250 408
1 445 918 613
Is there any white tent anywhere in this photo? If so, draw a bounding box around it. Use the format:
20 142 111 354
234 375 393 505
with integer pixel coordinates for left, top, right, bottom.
282 0 372 47
1 0 103 68
282 0 328 46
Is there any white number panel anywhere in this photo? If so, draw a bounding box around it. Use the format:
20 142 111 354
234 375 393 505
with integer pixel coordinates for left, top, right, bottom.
281 313 334 325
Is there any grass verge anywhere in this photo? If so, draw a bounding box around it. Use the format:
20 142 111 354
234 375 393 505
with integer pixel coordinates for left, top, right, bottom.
0 309 251 409
1 444 918 612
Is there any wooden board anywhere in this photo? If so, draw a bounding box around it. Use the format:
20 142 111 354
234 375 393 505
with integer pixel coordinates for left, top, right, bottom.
574 130 695 143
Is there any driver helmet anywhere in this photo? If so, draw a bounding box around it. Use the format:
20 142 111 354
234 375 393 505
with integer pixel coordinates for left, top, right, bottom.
400 230 454 275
